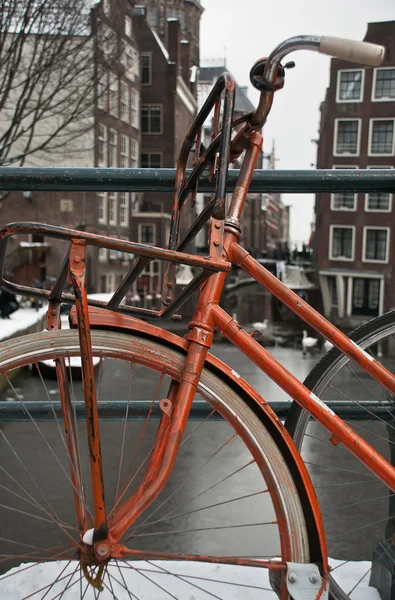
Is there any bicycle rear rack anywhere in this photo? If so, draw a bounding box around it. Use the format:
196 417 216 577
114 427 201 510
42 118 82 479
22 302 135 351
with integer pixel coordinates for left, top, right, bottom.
0 222 231 322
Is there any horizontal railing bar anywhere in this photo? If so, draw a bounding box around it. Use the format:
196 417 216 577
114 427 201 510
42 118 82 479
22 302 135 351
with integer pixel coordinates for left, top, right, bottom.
0 400 394 422
0 168 394 193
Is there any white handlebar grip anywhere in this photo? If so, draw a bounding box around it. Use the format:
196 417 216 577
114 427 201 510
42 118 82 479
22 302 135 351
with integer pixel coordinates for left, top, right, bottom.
319 36 385 66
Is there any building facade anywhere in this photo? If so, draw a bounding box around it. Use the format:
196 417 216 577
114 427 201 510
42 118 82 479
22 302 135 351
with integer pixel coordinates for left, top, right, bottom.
1 0 141 294
133 0 203 65
314 20 395 329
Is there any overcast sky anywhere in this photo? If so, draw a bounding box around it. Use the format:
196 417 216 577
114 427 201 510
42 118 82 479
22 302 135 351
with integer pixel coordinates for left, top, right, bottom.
199 0 394 246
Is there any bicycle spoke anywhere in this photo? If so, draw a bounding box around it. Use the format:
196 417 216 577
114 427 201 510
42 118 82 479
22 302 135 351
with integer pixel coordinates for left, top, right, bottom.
128 430 238 540
143 560 226 600
116 371 165 505
130 520 277 539
115 362 135 504
304 461 376 479
3 374 91 518
132 459 256 533
322 492 394 514
327 515 389 541
346 362 395 421
21 560 73 600
135 561 276 593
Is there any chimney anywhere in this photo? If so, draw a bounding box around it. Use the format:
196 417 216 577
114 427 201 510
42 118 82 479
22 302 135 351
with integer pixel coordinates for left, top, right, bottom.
167 19 180 69
180 40 191 85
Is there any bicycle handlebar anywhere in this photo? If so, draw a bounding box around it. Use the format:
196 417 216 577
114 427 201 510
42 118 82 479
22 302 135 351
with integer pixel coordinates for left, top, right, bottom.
319 36 385 66
250 34 385 127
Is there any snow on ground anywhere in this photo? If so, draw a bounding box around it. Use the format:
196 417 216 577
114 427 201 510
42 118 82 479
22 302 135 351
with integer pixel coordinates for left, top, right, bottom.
0 306 47 342
0 559 381 599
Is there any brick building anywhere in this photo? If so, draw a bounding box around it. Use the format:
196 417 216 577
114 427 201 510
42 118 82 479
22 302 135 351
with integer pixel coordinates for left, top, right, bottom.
314 20 395 329
133 0 203 65
1 0 141 294
131 10 198 305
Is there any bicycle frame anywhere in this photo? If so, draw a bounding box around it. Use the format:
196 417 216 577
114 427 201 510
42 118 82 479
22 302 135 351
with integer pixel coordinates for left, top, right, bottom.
101 130 395 577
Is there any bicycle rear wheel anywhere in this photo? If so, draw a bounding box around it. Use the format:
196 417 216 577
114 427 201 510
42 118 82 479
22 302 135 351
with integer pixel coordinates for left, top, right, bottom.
286 310 395 599
0 328 310 599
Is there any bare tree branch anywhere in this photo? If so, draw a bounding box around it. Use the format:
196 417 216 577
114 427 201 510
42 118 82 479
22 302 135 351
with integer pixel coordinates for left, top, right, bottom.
0 0 127 167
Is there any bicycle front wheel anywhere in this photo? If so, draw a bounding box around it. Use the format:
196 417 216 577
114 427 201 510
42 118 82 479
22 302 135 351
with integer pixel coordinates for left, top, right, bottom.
286 310 395 599
0 328 310 599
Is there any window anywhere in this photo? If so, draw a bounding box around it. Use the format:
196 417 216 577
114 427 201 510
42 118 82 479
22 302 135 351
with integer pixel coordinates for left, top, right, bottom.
130 138 139 167
328 276 337 307
98 124 107 167
125 15 132 38
102 273 115 293
331 166 357 210
363 227 389 262
120 135 128 168
141 54 151 86
352 278 380 317
147 6 158 27
119 193 129 227
99 247 107 262
334 120 360 155
98 192 107 224
337 70 364 102
109 74 118 117
141 105 162 134
108 129 117 167
141 153 162 168
131 89 139 128
120 83 129 122
123 44 138 81
97 75 107 110
366 166 392 211
369 119 395 155
103 0 110 17
109 192 117 225
330 226 354 260
139 224 155 244
373 68 395 101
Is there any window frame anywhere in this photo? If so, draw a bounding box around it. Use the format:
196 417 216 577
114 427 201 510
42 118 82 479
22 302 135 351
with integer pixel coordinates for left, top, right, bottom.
109 73 118 118
130 89 139 129
98 247 107 262
365 166 393 212
141 152 163 169
98 124 107 167
368 118 395 157
329 225 356 261
372 67 395 102
119 192 129 227
125 15 132 38
138 223 156 245
362 226 390 264
141 53 152 86
108 191 117 225
120 134 129 168
130 138 139 168
108 128 118 168
97 74 107 111
333 119 361 157
330 165 358 211
97 192 107 224
120 82 129 123
336 69 364 103
141 104 163 135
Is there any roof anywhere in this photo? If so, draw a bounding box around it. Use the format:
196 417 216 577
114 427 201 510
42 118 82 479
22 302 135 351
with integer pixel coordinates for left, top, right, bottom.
184 0 204 11
197 66 255 114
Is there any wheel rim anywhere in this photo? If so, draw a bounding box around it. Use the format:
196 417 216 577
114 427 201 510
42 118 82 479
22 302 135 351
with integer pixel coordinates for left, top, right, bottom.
0 330 309 598
286 316 395 599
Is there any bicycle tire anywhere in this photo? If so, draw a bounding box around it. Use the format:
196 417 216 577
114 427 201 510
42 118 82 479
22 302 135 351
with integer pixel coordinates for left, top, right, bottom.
0 328 310 599
286 310 395 600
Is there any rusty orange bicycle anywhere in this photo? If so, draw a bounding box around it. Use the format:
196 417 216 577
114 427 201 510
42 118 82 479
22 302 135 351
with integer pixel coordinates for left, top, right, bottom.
0 35 392 600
